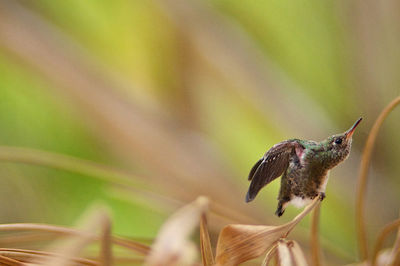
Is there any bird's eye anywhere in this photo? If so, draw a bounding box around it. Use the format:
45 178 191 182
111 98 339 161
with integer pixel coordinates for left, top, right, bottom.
335 138 342 145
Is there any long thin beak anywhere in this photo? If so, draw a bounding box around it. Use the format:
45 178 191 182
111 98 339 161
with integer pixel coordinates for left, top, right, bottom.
345 117 362 140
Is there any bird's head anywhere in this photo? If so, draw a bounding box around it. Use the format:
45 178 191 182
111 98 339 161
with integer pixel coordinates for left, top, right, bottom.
323 117 362 167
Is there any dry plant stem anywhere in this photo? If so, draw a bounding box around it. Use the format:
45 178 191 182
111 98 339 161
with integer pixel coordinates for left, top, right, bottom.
200 214 215 266
99 217 112 266
261 245 278 266
0 231 58 245
0 254 24 266
0 248 97 265
0 146 143 189
0 223 150 255
371 218 400 266
356 96 400 261
96 257 144 264
283 198 321 237
310 204 321 266
41 211 109 266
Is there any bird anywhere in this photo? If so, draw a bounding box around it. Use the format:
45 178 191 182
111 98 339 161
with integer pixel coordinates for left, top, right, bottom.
245 118 362 217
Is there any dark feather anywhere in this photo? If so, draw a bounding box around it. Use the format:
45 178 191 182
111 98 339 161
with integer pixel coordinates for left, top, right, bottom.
248 158 262 181
246 140 302 202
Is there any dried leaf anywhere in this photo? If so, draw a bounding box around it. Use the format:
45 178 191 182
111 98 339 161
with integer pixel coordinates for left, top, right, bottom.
200 213 214 266
277 239 308 266
215 197 320 265
145 196 209 266
372 218 400 266
0 254 23 266
290 241 308 266
352 249 400 266
277 239 293 266
278 239 307 266
375 249 393 266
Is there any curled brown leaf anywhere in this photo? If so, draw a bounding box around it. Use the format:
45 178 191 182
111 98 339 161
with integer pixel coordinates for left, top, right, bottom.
215 197 320 265
277 239 308 266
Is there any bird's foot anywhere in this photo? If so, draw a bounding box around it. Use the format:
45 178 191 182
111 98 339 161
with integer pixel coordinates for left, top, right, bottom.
319 192 326 201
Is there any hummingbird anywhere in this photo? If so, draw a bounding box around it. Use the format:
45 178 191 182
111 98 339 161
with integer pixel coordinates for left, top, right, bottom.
246 118 362 217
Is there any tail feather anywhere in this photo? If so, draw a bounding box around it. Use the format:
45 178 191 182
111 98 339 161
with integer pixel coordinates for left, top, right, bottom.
275 202 285 217
248 158 262 181
245 190 254 203
245 162 268 202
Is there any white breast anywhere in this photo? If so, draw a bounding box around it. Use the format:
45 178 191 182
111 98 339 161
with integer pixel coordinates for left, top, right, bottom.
289 196 312 208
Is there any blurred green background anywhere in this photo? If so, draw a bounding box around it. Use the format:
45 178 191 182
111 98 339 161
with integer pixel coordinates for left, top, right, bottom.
0 0 399 264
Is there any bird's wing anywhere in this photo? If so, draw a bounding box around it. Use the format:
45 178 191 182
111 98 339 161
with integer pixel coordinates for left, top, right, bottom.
246 140 303 202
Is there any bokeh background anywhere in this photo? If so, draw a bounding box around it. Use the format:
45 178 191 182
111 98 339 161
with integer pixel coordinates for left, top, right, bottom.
0 0 399 264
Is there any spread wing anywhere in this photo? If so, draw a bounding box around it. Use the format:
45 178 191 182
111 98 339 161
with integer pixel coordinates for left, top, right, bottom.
246 140 303 202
